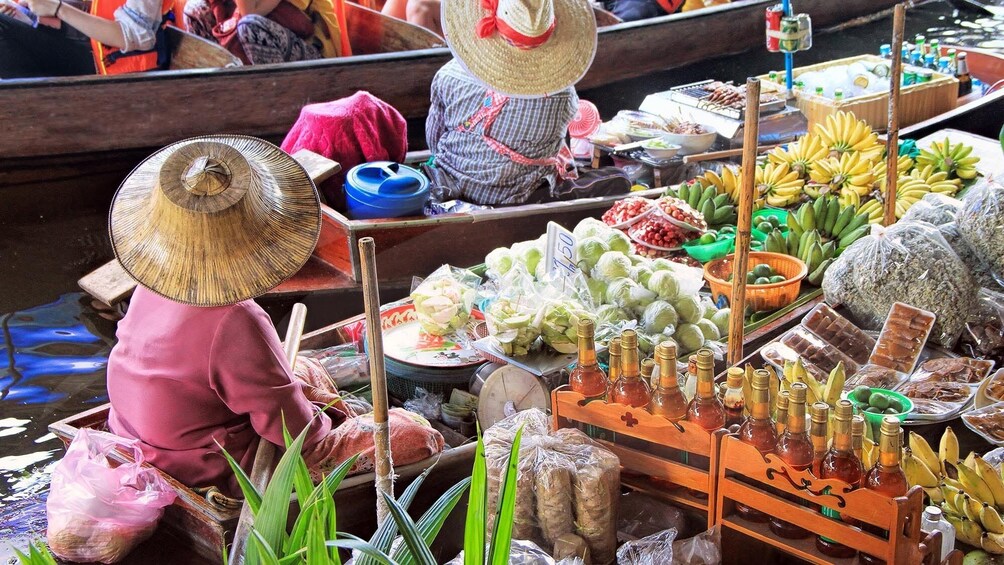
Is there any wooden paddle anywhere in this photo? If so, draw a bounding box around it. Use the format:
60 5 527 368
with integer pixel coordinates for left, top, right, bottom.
229 303 309 564
358 236 395 525
682 144 783 164
884 4 907 227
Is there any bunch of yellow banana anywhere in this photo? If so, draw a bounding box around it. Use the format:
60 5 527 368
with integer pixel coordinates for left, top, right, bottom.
916 137 981 180
905 164 964 196
698 166 751 208
813 111 885 161
767 134 829 180
779 358 845 407
807 152 877 209
757 161 805 208
905 428 1004 552
870 154 915 192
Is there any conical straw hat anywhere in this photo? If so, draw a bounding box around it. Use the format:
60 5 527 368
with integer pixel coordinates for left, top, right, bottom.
109 135 320 307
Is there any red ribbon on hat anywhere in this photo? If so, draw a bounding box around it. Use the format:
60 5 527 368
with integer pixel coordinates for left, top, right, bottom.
476 0 555 49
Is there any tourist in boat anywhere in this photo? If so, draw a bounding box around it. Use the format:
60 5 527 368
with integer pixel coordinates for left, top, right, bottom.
0 0 171 78
182 0 350 65
425 0 629 206
103 136 444 497
380 0 441 36
602 0 680 22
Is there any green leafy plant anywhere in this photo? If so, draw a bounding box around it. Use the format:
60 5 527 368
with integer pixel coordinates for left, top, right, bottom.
12 541 58 565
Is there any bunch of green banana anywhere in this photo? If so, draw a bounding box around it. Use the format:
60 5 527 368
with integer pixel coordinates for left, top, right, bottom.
788 196 870 247
916 137 981 180
763 227 836 286
906 428 1004 553
674 182 738 226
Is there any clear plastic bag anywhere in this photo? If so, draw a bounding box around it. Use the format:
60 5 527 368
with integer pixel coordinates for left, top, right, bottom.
937 222 999 289
484 265 543 356
445 539 575 565
961 288 1004 363
958 175 1004 286
672 525 722 565
616 528 678 564
822 221 977 348
47 428 176 564
298 344 370 388
402 387 442 421
410 264 480 336
617 492 687 539
536 276 597 355
900 192 962 226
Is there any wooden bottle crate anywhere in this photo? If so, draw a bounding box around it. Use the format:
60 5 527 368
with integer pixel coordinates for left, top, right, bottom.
715 434 947 564
551 386 726 528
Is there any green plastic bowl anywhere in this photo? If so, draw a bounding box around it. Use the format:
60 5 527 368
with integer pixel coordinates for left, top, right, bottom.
683 234 736 263
751 208 791 239
842 387 914 436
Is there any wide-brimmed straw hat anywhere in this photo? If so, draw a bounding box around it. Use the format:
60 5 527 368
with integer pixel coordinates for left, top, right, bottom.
109 135 320 307
442 0 597 97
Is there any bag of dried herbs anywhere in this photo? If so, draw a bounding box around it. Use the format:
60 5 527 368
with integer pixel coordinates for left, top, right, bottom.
822 221 977 348
958 175 1004 287
900 193 962 226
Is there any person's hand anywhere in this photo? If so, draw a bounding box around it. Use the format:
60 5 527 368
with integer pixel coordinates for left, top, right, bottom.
0 2 18 17
19 0 60 17
406 0 441 36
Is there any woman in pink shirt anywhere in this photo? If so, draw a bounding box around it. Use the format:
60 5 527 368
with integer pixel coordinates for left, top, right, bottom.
104 135 442 497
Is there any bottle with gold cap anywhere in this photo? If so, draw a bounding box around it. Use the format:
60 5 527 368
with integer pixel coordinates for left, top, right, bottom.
609 330 651 407
810 402 830 477
684 354 698 401
851 415 865 462
686 349 725 431
641 358 656 389
569 319 606 399
723 367 746 428
775 390 790 437
817 400 864 559
648 341 688 421
859 417 909 565
735 369 777 523
605 337 622 399
769 382 814 539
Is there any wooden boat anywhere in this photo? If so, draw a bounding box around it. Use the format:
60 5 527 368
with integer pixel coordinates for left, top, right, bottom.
1 0 903 163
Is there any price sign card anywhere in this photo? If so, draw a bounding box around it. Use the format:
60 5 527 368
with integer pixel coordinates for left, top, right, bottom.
544 221 579 281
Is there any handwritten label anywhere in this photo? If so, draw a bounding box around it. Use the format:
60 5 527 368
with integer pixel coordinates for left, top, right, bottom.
544 222 579 281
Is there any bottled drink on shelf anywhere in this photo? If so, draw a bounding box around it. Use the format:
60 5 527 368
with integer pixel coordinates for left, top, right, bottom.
775 390 790 437
924 53 938 71
833 89 844 102
723 368 746 428
957 52 972 97
569 319 607 399
769 383 814 539
735 369 778 523
816 400 865 559
930 38 941 57
648 341 688 422
910 50 923 68
768 70 779 83
973 78 985 95
914 34 926 56
947 48 958 74
814 86 825 97
879 43 891 59
810 402 829 477
938 57 952 75
859 417 909 565
605 337 622 399
903 70 917 86
686 349 726 432
684 354 698 401
641 358 655 389
901 44 912 64
921 506 955 563
851 415 865 463
609 330 651 407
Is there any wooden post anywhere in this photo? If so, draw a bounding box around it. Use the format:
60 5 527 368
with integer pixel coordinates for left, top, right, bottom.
358 237 394 525
884 4 907 227
727 78 762 366
230 303 308 565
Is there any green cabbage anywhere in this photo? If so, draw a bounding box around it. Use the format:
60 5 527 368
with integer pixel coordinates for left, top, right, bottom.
605 278 636 307
642 301 679 334
646 270 680 301
519 245 543 276
673 295 704 324
596 304 631 325
632 265 654 288
696 318 721 341
576 237 610 272
675 323 706 353
711 308 731 336
651 258 675 271
539 299 594 354
592 251 632 282
585 277 608 306
572 217 609 240
485 247 514 279
605 230 632 254
627 285 658 315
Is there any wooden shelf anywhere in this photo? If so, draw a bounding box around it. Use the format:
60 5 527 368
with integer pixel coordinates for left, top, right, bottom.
722 517 860 565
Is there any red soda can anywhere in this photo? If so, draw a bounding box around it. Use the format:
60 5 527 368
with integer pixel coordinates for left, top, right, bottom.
765 4 783 52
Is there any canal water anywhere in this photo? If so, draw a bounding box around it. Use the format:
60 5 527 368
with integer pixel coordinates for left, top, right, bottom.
1 0 1001 561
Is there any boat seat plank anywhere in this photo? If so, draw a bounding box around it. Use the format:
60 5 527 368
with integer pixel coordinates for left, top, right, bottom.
167 26 242 70
78 260 136 307
593 6 622 26
345 1 444 55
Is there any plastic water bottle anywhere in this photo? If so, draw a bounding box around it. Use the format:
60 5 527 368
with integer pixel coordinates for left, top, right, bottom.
879 43 892 59
922 506 955 562
973 77 985 95
924 53 938 71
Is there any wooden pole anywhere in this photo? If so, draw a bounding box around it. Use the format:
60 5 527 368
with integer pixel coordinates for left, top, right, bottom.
884 3 907 227
230 303 308 565
358 236 394 525
727 77 762 366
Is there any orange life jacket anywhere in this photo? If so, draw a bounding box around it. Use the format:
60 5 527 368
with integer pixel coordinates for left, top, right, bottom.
90 0 175 75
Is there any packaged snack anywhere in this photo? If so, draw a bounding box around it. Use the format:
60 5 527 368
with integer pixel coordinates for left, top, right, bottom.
898 380 974 418
779 326 861 376
869 303 937 374
844 364 910 391
800 303 876 365
958 175 1004 286
822 222 977 348
985 370 1004 403
485 266 542 356
961 288 1004 365
963 402 1004 445
760 341 829 383
910 357 994 386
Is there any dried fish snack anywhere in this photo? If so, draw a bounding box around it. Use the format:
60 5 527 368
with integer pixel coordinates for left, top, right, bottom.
898 380 973 417
962 289 1004 365
779 326 860 376
964 402 1004 444
760 341 830 382
869 303 936 374
910 357 994 386
822 221 976 348
800 303 876 365
985 371 1004 403
958 175 1004 286
844 364 910 391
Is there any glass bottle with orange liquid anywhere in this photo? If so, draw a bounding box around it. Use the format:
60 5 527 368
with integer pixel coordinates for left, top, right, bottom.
735 369 777 523
859 417 909 565
810 402 830 477
852 415 865 462
648 341 688 421
686 349 725 431
816 399 865 559
723 368 746 428
605 337 622 399
568 319 606 399
609 330 651 407
684 354 699 401
769 382 814 539
775 390 790 436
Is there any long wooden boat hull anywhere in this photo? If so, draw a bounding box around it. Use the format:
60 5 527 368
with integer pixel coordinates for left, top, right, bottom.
0 0 901 161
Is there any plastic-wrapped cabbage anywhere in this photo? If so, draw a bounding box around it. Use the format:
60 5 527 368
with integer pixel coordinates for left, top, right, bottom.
632 265 654 287
958 175 1004 286
672 295 704 324
596 304 631 325
592 251 632 282
696 319 721 341
605 230 632 254
485 247 515 279
628 285 658 316
642 301 678 334
486 297 541 356
606 278 637 308
512 240 545 276
651 258 675 271
539 299 595 354
710 308 731 336
646 270 680 301
675 323 706 353
585 277 608 308
573 217 610 241
410 264 479 336
576 237 610 272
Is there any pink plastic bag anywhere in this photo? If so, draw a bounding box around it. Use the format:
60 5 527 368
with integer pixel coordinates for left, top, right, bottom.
46 428 176 564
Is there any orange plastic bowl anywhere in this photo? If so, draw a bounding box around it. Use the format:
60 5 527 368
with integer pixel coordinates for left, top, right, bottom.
703 251 808 312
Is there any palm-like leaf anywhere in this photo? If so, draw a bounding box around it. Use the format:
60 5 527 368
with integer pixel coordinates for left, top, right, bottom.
463 429 487 565
218 443 263 514
394 476 472 565
488 426 523 565
380 491 437 565
360 461 438 565
328 534 398 565
246 424 311 565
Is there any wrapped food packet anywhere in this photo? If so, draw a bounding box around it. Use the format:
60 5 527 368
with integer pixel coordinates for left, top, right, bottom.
616 528 678 565
534 439 577 549
410 264 479 336
937 222 999 289
961 288 1004 364
485 265 543 356
900 192 962 226
537 277 597 355
484 410 551 545
822 221 977 348
958 175 1004 286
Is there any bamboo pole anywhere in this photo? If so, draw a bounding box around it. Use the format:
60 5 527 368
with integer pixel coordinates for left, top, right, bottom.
884 3 907 227
230 303 308 565
727 78 762 366
358 236 394 525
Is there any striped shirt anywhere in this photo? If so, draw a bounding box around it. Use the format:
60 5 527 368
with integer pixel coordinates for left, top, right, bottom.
426 59 578 206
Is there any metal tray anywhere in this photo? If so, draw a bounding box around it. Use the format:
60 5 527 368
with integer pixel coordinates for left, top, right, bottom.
668 80 786 121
